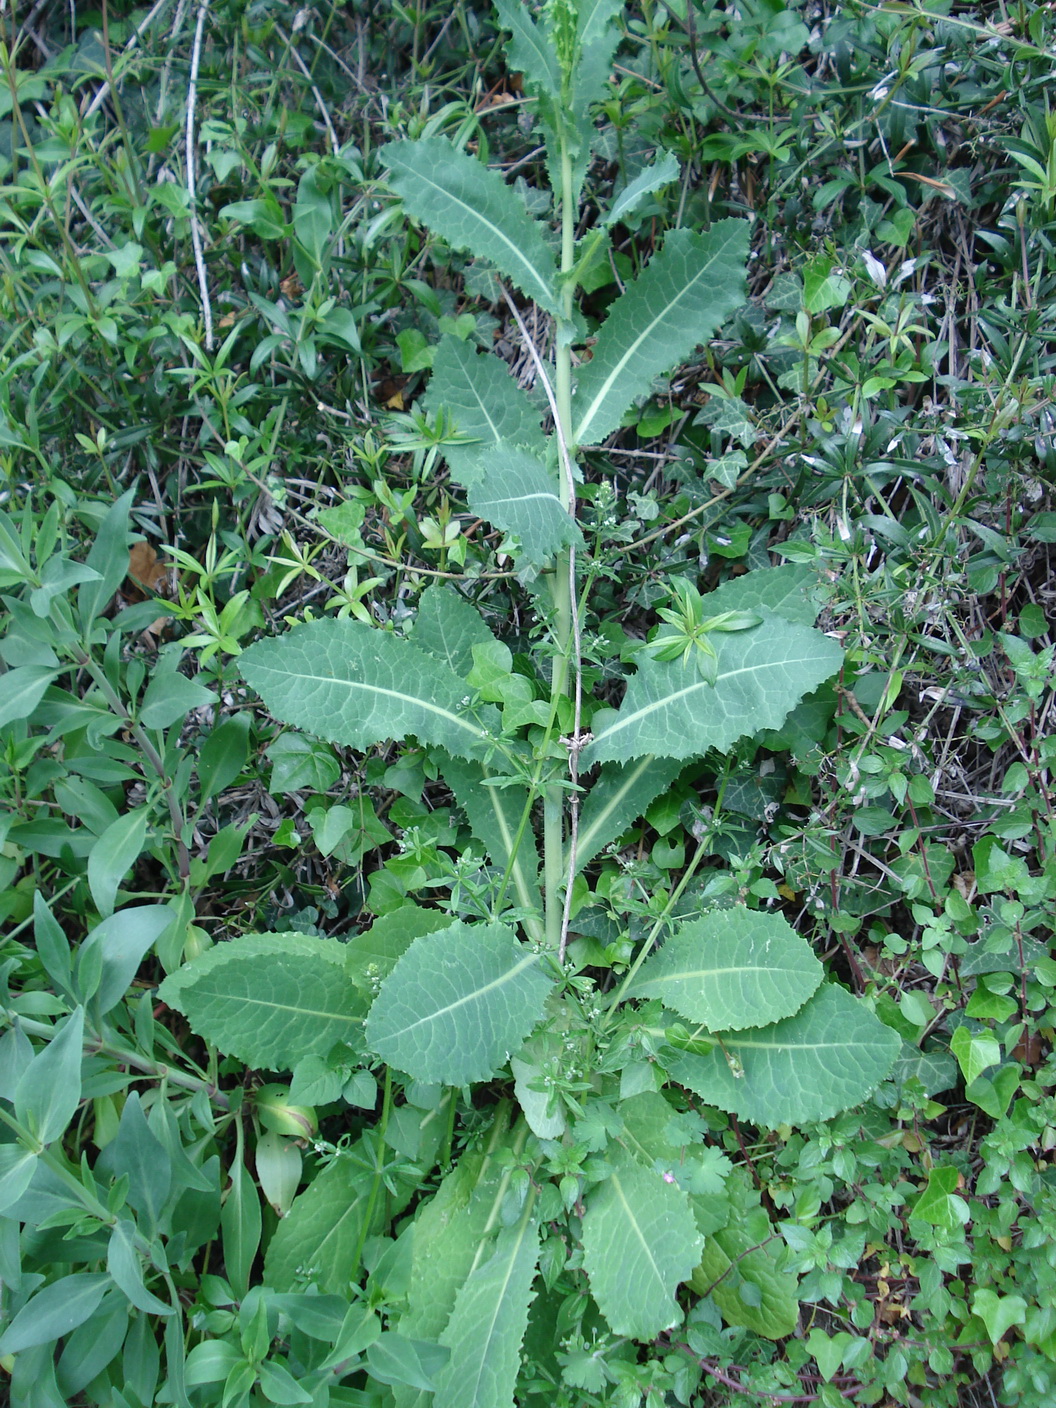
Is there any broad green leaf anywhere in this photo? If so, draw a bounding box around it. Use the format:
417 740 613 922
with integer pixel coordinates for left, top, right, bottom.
221 1145 261 1300
909 1166 970 1231
78 489 135 630
433 1214 540 1408
413 583 502 681
0 1144 38 1214
573 222 749 446
139 664 215 729
346 904 457 991
107 1218 172 1315
159 933 366 1070
381 139 560 315
950 1024 1001 1086
366 921 552 1085
604 152 681 228
0 1272 110 1355
666 984 900 1126
79 904 172 1014
240 618 498 760
617 1091 732 1234
581 1158 703 1339
367 1334 447 1392
624 908 823 1030
493 0 560 100
442 757 542 927
689 1172 799 1339
87 809 150 918
584 615 843 766
14 1006 84 1145
699 563 830 627
0 664 59 728
197 712 252 802
464 444 582 569
972 1288 1027 1344
575 756 683 872
264 1139 377 1293
97 1092 172 1238
423 337 546 484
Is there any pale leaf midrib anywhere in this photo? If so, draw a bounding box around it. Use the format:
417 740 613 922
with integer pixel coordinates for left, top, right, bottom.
386 950 541 1040
259 667 486 742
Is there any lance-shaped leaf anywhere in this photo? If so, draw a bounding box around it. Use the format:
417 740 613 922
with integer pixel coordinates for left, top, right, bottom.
492 0 560 102
433 1214 540 1408
264 1140 377 1293
240 618 498 760
158 933 366 1071
463 444 582 569
624 908 823 1030
366 921 552 1086
423 337 546 484
412 584 502 682
666 984 901 1126
381 139 560 315
584 615 842 766
442 757 542 927
573 222 749 447
581 1158 703 1339
604 151 681 228
575 756 683 872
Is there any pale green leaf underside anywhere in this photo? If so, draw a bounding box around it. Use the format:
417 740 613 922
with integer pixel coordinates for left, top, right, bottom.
700 562 829 627
584 616 843 766
582 1159 703 1339
365 921 552 1085
575 755 683 872
240 618 497 761
573 221 749 446
465 444 582 567
424 336 546 484
625 907 823 1030
264 1147 375 1293
667 984 901 1126
381 139 560 315
158 933 365 1071
412 583 502 681
434 1216 540 1408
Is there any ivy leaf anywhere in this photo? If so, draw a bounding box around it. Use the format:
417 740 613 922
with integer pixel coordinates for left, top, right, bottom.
624 908 823 1030
424 337 546 484
240 618 498 761
573 222 749 447
158 933 366 1071
581 1158 703 1339
666 984 900 1126
381 139 560 315
972 1288 1027 1344
463 444 583 568
585 615 843 765
433 1215 540 1408
365 922 552 1085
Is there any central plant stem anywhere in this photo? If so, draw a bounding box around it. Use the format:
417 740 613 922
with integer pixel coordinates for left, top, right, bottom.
543 134 579 949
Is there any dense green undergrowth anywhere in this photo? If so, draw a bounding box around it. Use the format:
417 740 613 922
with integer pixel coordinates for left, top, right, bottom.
2 0 1056 1404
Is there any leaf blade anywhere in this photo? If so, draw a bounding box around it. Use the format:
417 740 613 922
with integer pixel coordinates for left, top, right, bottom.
465 444 583 568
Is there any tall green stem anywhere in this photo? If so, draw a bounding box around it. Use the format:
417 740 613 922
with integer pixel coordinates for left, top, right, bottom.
543 129 579 948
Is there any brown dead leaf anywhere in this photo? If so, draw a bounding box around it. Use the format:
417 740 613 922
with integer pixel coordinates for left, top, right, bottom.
127 542 169 594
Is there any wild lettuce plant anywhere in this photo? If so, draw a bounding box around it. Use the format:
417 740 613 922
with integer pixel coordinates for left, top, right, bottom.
160 1 899 1398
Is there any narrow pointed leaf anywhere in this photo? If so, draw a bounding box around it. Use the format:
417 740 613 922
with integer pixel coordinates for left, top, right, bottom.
366 921 552 1085
604 151 681 228
584 616 843 765
0 1273 111 1355
381 139 560 314
442 757 542 923
433 1215 540 1408
492 0 560 101
159 933 366 1070
14 1006 84 1145
573 222 749 446
625 908 823 1030
575 756 682 872
667 984 901 1126
581 1159 703 1339
240 618 498 760
412 584 503 681
264 1143 376 1293
0 665 60 728
424 337 546 483
464 444 582 568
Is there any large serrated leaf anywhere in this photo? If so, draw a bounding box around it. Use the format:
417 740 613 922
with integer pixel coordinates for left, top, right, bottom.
624 908 823 1030
493 0 560 101
239 618 497 760
423 337 546 484
365 921 552 1085
700 563 830 627
575 756 683 872
264 1142 376 1293
465 444 583 568
381 139 560 315
412 583 503 681
345 905 457 991
442 757 541 923
573 222 749 446
584 616 843 766
158 934 365 1071
582 1158 703 1339
689 1170 800 1338
667 984 901 1126
433 1214 540 1408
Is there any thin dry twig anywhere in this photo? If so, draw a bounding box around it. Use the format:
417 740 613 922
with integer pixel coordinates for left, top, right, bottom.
186 0 214 350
